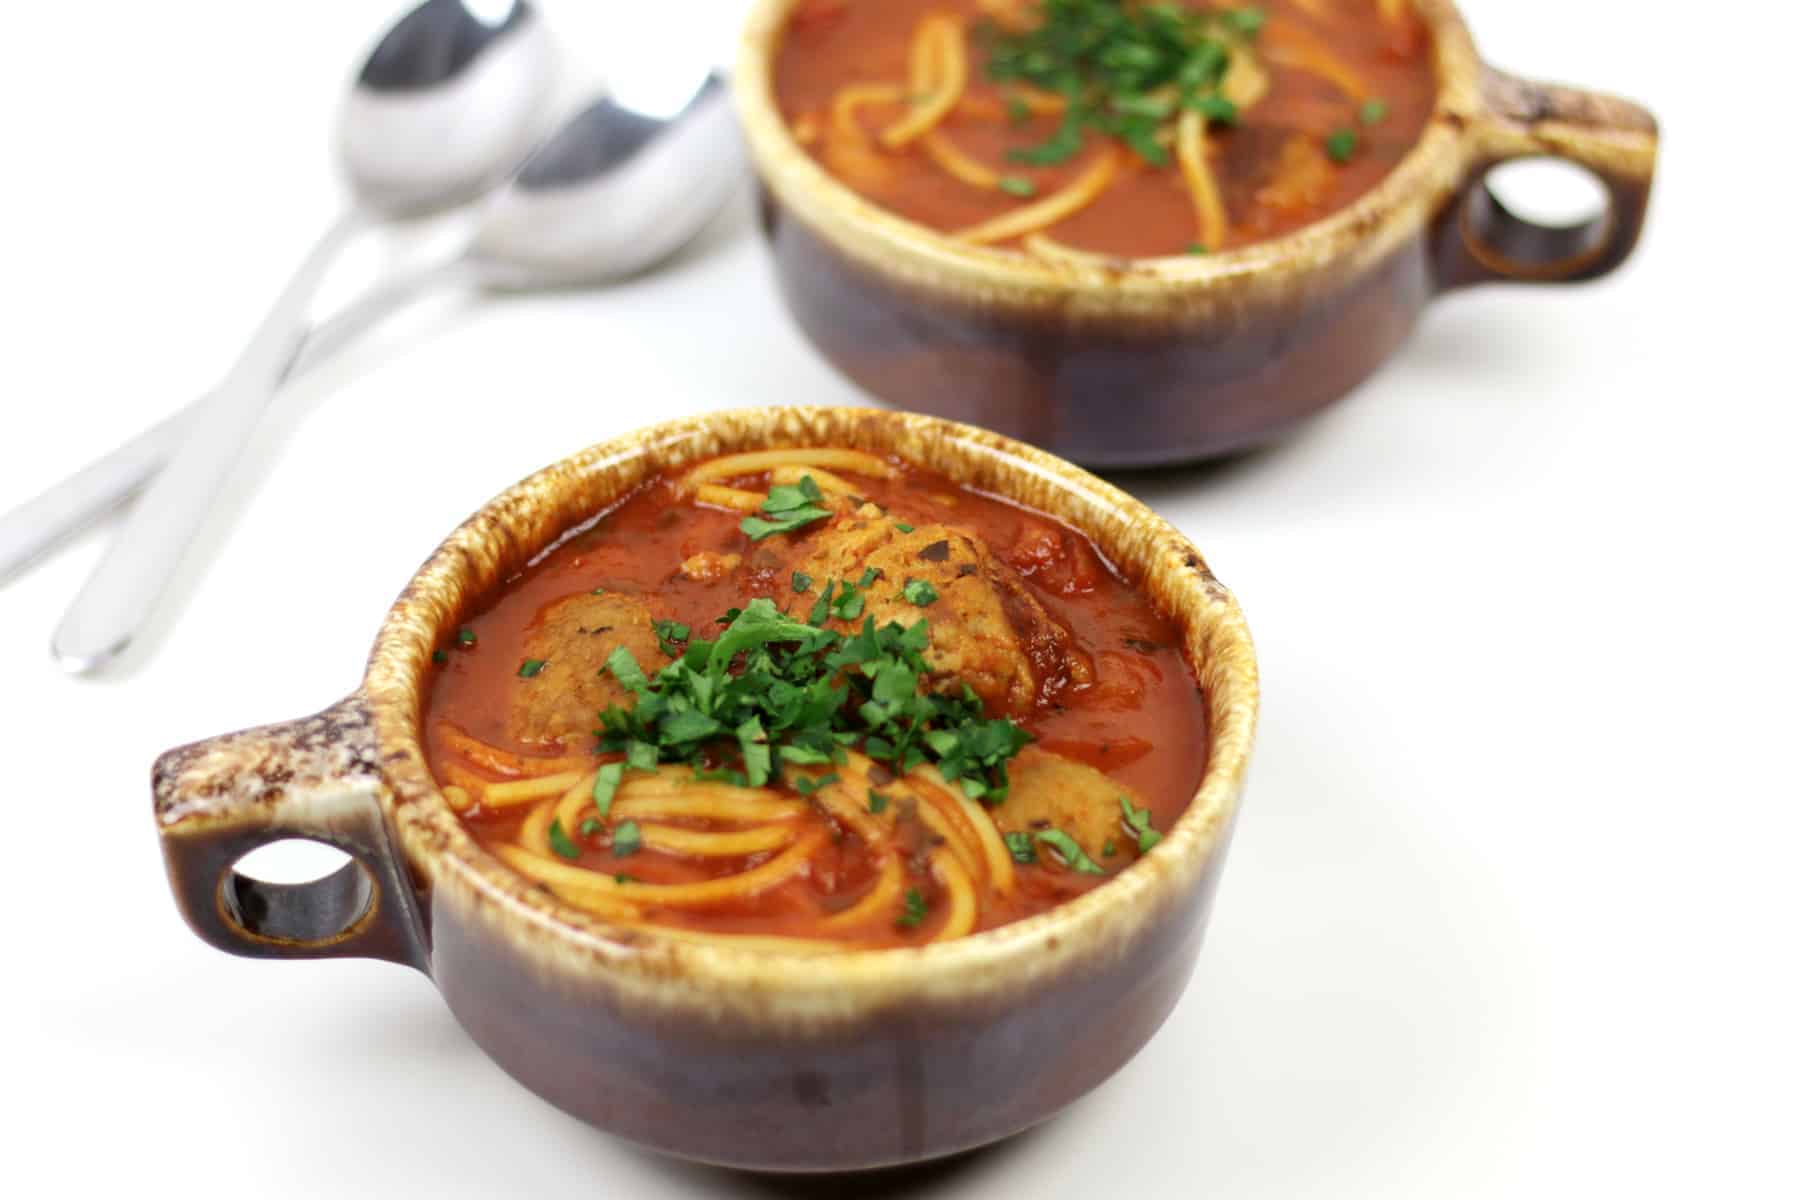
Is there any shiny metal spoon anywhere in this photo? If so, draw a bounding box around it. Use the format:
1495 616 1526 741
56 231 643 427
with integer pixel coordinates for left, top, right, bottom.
48 0 553 673
32 68 742 671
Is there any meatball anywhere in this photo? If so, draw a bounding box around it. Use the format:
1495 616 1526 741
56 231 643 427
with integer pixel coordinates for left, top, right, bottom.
507 592 665 749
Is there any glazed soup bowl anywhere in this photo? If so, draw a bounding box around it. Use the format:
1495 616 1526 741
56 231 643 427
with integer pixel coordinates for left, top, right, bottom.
737 0 1660 467
153 408 1258 1172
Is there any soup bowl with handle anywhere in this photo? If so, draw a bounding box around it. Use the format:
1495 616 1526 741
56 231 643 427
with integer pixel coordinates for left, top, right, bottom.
153 407 1258 1172
736 0 1660 467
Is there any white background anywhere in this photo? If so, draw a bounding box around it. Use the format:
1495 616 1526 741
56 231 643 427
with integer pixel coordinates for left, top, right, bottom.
2 2 1794 1196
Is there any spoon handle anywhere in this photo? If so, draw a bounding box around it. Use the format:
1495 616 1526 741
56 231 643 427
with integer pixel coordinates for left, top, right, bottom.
0 254 468 587
51 210 369 673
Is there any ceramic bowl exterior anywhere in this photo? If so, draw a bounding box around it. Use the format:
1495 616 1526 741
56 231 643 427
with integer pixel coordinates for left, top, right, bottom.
734 0 1659 466
154 408 1259 1172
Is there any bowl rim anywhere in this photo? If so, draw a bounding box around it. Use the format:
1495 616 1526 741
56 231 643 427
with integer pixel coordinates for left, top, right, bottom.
364 407 1258 1011
733 0 1489 309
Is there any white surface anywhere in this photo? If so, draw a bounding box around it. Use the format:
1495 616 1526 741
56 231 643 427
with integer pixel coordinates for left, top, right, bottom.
2 2 1794 1196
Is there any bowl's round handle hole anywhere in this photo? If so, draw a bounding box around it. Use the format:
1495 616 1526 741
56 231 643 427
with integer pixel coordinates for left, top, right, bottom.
220 839 376 946
1460 157 1616 282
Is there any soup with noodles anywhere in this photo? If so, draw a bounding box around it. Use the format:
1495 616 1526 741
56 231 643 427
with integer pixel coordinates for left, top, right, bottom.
772 0 1437 258
425 448 1209 950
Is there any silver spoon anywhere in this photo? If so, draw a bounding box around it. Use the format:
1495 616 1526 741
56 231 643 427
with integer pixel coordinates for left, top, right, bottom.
0 69 740 595
36 69 742 672
47 0 553 673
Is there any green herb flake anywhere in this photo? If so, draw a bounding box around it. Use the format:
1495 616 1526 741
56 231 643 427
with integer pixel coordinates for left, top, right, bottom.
580 819 604 838
894 522 914 533
987 0 1247 167
896 887 929 929
605 645 651 694
1359 97 1390 126
611 820 642 858
792 571 814 594
868 790 891 814
1103 839 1118 857
591 762 625 820
1004 831 1038 864
1325 129 1358 164
432 649 448 665
901 578 940 606
456 628 477 646
614 873 636 884
741 475 831 541
1187 242 1210 255
793 772 841 797
518 658 547 679
999 175 1037 198
1223 6 1267 37
1035 830 1107 875
1005 95 1032 124
653 619 691 657
547 819 581 861
1188 94 1239 125
1121 795 1164 853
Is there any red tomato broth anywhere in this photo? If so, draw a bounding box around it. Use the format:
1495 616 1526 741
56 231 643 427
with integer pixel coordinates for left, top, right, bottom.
773 0 1437 257
425 458 1209 948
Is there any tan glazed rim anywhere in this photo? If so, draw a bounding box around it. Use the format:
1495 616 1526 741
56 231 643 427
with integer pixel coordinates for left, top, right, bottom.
363 407 1259 1021
734 0 1488 316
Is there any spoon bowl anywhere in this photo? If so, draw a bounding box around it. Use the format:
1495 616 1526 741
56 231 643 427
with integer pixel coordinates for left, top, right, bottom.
339 0 555 216
470 72 744 288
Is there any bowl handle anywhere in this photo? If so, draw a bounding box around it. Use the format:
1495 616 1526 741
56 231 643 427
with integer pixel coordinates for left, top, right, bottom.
153 695 429 970
1434 66 1658 289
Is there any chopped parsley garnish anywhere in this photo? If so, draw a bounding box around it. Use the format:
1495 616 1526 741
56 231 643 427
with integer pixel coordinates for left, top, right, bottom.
579 818 602 836
1221 5 1266 37
985 0 1256 167
1359 97 1389 125
1004 831 1037 864
611 820 642 857
1005 95 1032 124
895 522 914 533
547 819 580 861
432 649 449 665
518 658 547 678
792 571 813 594
826 569 881 622
1035 829 1107 875
591 762 624 819
1187 242 1210 254
741 475 832 541
998 175 1037 197
592 597 1032 800
605 645 651 694
1103 839 1118 857
901 578 940 606
653 619 691 658
808 581 837 626
456 628 477 646
793 771 841 796
1121 795 1164 852
614 873 636 884
897 887 929 928
1325 129 1358 164
868 790 891 814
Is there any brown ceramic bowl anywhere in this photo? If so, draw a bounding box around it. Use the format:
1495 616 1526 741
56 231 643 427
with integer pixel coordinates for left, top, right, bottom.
736 0 1660 467
153 408 1258 1172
